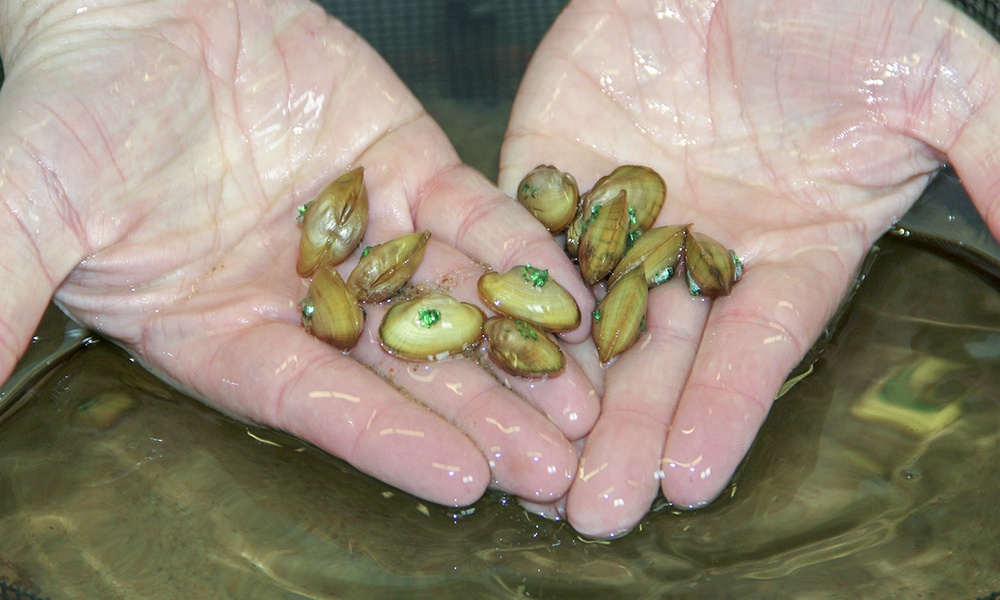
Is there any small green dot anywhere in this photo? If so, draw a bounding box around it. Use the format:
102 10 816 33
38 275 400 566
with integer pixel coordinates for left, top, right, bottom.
521 265 549 288
651 267 674 285
627 206 637 226
515 319 539 341
418 308 442 328
687 272 702 296
361 246 372 257
299 297 315 322
530 185 540 198
592 308 602 322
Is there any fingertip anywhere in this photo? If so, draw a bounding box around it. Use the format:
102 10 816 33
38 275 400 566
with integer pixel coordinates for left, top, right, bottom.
498 354 600 441
504 428 579 502
658 393 765 509
517 495 568 522
563 416 663 538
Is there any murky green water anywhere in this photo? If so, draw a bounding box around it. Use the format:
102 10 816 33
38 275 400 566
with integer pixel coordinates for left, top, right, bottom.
1 207 999 598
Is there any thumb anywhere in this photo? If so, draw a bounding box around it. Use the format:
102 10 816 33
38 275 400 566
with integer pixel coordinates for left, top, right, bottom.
936 11 1000 237
0 131 87 385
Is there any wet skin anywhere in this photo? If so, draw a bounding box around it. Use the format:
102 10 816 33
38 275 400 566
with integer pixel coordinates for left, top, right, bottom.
501 0 1000 536
0 0 600 507
3 0 1000 538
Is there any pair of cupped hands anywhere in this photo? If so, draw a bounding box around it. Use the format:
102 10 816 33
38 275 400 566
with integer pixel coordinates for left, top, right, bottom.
2 0 999 537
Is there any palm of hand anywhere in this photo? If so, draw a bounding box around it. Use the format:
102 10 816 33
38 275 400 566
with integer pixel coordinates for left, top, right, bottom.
502 0 996 536
1 0 601 506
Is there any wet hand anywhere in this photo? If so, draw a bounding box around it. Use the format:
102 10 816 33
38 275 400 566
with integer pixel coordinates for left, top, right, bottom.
501 0 1000 536
0 0 599 506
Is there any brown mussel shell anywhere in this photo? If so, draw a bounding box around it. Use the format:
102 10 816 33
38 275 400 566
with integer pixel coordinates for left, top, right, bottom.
581 164 667 236
296 166 369 277
685 231 743 297
483 316 565 378
477 265 581 332
592 266 648 363
576 190 630 286
347 231 431 303
608 223 689 288
378 293 485 361
567 164 667 256
300 266 365 351
516 165 580 234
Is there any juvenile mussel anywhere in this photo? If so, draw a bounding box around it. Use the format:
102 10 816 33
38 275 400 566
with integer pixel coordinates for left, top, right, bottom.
297 167 369 277
576 190 631 286
378 293 486 361
300 265 365 351
608 223 689 288
566 164 667 258
516 165 580 234
483 316 565 378
347 231 431 303
685 231 743 296
592 266 648 363
478 265 581 332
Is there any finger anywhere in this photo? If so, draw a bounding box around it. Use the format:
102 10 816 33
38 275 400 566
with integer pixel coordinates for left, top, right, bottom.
489 354 600 442
947 78 1000 240
144 313 492 507
659 245 863 508
0 125 90 389
350 302 579 503
565 281 710 537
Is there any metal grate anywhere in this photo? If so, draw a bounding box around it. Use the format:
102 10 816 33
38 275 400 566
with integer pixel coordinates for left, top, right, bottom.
316 0 569 103
948 0 1000 40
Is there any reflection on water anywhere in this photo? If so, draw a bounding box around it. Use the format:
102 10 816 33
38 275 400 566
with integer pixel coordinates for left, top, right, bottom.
0 232 999 599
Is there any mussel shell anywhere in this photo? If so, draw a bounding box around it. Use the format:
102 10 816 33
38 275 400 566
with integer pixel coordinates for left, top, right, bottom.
477 265 581 332
516 165 580 234
484 316 565 378
685 231 743 297
608 224 689 288
378 293 485 361
581 164 666 235
301 266 365 351
565 212 583 260
577 190 630 286
592 266 648 363
296 166 369 277
347 231 430 303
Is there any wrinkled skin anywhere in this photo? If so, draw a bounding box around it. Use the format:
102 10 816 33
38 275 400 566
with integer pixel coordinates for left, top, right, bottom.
0 0 602 507
501 0 1000 536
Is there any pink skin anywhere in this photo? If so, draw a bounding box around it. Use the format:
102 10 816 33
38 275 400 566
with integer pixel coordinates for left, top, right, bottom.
501 0 1000 536
0 0 599 506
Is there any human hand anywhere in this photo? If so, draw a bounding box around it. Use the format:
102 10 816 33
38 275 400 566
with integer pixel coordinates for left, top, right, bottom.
0 0 600 506
501 0 1000 536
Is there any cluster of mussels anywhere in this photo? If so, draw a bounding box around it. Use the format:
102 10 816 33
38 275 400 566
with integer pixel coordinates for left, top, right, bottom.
295 167 580 378
295 163 742 380
515 164 743 364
